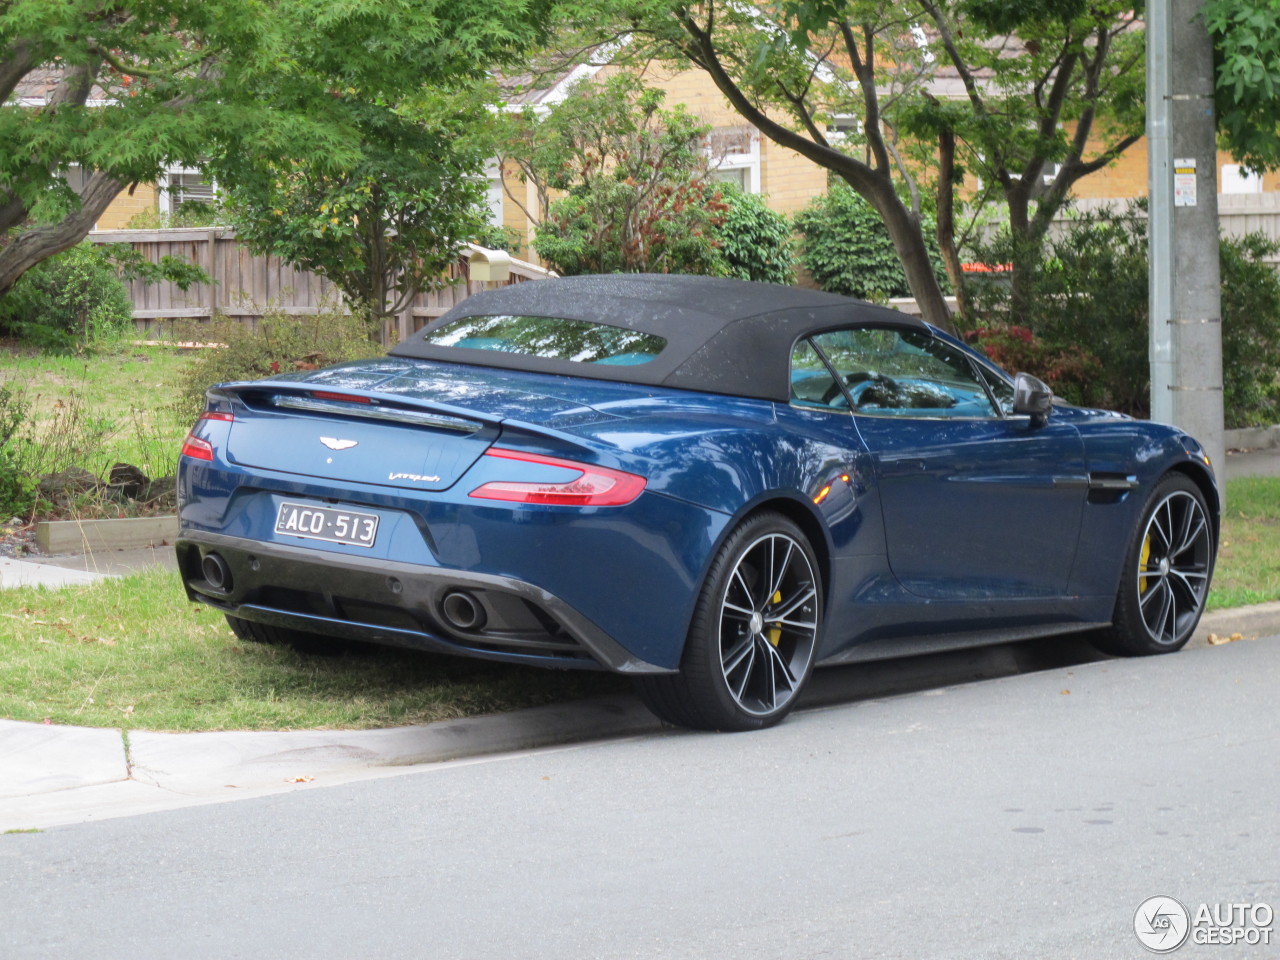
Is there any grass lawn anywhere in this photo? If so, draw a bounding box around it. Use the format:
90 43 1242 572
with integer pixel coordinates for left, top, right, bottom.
0 343 192 480
0 567 625 731
0 471 1273 733
1208 476 1280 611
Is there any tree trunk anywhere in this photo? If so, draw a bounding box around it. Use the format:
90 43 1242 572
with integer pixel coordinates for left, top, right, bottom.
0 171 123 298
854 174 956 336
934 128 971 327
1003 186 1036 323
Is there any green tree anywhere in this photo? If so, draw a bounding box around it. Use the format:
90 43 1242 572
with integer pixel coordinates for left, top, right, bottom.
220 89 493 324
906 0 1144 320
497 74 729 275
1204 0 1280 173
0 0 548 299
565 0 1144 329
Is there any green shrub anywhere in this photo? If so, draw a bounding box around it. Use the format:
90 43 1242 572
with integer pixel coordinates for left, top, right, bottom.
0 386 32 517
534 179 727 277
1220 233 1280 427
717 183 796 284
967 204 1280 426
0 243 134 349
170 306 381 425
794 183 948 300
126 202 228 229
963 322 1102 403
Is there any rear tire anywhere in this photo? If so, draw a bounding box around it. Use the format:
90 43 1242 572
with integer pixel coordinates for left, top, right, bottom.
1090 474 1214 657
224 614 347 656
636 512 822 731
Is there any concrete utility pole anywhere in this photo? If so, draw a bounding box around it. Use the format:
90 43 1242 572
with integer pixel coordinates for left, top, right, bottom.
1147 0 1225 501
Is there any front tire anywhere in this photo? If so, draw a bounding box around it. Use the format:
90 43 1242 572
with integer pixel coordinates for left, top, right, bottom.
1091 474 1215 657
637 512 823 731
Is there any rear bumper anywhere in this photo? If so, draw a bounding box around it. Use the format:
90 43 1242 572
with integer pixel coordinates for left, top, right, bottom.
177 531 675 674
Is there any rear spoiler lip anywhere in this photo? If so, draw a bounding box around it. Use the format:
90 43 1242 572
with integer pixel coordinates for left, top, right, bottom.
210 380 508 430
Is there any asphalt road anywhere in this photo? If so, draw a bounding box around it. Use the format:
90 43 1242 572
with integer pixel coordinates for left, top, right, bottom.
3 637 1277 960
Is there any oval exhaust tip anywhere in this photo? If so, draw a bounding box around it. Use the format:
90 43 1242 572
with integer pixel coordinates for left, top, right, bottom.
441 591 486 632
202 553 232 592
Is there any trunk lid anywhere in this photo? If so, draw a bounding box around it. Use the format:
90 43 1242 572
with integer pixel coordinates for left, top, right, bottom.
216 358 642 492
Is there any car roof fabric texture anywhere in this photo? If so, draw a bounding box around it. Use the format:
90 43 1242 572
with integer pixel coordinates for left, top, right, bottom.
388 274 928 403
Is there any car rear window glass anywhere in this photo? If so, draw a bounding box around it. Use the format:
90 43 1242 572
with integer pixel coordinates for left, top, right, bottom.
422 314 667 366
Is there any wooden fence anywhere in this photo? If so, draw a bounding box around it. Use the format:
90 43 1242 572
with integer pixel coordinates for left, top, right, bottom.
1053 192 1280 270
87 228 554 345
89 193 1280 337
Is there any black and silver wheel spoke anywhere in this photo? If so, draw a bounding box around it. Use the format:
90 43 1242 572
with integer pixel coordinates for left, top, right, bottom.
1137 490 1212 646
717 532 818 718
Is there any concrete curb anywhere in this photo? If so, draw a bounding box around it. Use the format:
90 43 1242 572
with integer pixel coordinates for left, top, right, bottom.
1195 600 1280 644
1225 424 1280 451
0 722 129 799
2 601 1278 831
126 696 662 794
0 557 109 589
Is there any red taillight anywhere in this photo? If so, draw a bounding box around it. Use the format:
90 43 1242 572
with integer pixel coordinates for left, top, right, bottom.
180 434 214 461
181 411 234 460
469 448 647 507
312 391 372 404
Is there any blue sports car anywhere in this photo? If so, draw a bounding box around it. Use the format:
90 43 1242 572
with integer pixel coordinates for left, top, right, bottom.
176 275 1218 730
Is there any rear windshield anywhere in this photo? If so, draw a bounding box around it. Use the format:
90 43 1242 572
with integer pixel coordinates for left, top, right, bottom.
421 314 667 366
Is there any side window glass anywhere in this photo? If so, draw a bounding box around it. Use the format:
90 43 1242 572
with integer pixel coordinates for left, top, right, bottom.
789 338 845 410
977 365 1016 415
810 327 998 418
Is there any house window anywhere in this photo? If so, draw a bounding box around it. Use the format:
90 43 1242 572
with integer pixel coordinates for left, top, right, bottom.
1222 164 1262 194
825 116 861 144
706 126 760 193
158 166 215 212
484 160 505 228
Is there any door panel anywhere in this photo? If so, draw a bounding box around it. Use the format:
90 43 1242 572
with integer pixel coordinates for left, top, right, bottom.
856 415 1087 599
804 326 1088 601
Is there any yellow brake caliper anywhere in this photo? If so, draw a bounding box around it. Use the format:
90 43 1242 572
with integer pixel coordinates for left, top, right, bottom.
767 590 783 646
1139 534 1152 593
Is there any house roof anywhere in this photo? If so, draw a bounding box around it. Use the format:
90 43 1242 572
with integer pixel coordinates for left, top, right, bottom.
7 65 114 105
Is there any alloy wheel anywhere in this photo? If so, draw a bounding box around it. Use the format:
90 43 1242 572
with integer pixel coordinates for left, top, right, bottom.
718 532 819 717
1136 490 1213 645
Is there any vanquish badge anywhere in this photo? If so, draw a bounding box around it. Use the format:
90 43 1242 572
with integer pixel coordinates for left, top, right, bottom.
320 437 358 451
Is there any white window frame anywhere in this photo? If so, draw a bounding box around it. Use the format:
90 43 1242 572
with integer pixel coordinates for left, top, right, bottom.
1222 163 1262 194
484 159 505 228
706 127 761 194
158 165 216 213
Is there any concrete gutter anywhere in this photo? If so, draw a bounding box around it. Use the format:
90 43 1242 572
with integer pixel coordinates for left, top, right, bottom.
2 601 1277 832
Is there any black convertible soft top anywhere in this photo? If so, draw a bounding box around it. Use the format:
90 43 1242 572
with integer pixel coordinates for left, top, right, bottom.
389 274 928 402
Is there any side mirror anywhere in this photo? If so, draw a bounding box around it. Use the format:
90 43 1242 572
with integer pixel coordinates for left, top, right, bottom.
1012 372 1053 425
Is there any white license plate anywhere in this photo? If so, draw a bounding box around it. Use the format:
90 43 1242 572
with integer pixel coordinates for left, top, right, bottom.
274 502 379 548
